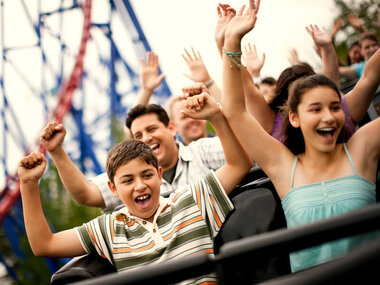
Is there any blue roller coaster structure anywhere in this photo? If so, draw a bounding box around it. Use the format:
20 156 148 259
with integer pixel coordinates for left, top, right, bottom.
0 0 171 281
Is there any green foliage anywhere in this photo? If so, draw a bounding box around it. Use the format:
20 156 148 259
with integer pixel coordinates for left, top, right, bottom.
333 0 380 64
112 117 128 143
206 121 216 135
39 165 101 231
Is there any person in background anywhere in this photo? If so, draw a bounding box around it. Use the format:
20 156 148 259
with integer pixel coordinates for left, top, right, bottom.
346 40 364 66
329 15 364 82
339 33 379 81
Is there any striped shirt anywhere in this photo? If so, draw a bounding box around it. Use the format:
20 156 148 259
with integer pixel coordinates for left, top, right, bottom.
76 171 233 285
91 136 226 213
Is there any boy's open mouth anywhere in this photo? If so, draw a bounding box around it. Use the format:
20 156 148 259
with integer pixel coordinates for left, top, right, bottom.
135 194 151 208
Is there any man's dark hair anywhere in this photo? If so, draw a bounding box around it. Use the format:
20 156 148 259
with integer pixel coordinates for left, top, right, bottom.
125 104 170 129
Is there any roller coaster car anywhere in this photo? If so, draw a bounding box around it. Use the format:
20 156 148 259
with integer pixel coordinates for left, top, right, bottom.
51 166 291 285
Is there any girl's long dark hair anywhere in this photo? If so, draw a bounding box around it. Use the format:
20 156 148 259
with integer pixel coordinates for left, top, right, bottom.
281 74 350 155
269 65 316 112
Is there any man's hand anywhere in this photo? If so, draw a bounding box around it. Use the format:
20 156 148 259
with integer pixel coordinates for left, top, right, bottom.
40 122 66 154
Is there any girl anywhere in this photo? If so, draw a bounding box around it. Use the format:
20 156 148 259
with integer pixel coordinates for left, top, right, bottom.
221 0 380 272
214 4 377 142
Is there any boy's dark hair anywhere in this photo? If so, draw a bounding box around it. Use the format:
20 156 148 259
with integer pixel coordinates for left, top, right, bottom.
125 104 170 130
106 140 158 183
269 65 316 112
281 74 349 155
359 33 379 46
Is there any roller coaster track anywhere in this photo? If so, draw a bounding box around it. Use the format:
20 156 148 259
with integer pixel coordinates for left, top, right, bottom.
0 0 92 223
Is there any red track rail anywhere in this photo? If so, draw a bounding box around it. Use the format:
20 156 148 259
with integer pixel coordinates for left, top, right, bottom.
0 0 92 223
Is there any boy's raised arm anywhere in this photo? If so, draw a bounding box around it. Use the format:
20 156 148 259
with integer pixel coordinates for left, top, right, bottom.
181 87 252 194
40 122 105 208
19 152 86 257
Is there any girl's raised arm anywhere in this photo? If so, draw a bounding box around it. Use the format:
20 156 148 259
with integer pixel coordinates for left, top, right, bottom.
221 0 293 197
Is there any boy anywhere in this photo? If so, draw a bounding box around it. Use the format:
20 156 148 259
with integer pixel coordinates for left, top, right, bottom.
19 91 251 284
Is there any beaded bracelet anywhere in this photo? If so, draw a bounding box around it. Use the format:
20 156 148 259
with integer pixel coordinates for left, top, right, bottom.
222 49 242 69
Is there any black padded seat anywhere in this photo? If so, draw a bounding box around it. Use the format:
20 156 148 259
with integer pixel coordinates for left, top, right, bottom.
50 254 115 285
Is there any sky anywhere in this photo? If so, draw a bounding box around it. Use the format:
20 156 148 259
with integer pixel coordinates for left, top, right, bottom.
130 0 338 94
0 0 342 189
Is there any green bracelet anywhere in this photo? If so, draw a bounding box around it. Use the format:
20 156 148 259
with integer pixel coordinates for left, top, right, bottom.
222 49 242 69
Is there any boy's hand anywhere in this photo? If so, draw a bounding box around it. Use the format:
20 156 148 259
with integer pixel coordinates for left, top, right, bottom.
40 122 66 154
18 152 47 183
181 92 221 121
